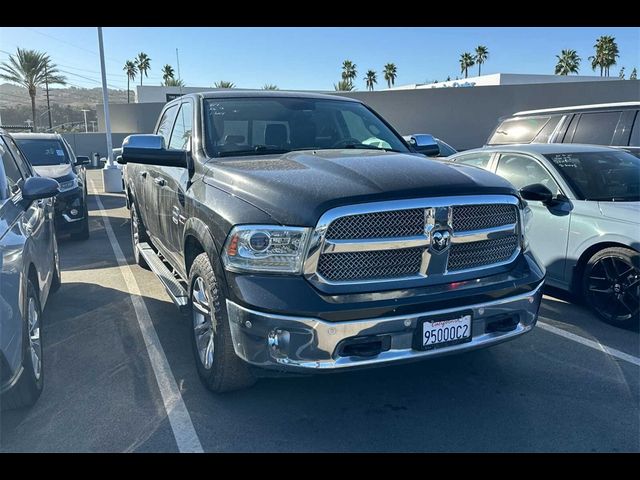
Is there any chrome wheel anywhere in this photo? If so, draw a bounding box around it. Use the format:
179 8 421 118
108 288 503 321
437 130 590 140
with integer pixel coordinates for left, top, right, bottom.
192 276 214 370
587 255 640 323
27 296 42 380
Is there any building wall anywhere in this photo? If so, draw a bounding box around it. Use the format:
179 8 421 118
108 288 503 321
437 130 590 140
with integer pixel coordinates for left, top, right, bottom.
61 132 133 158
96 102 165 133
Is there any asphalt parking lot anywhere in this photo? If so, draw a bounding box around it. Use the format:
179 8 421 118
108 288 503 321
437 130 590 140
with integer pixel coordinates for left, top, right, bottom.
0 169 638 452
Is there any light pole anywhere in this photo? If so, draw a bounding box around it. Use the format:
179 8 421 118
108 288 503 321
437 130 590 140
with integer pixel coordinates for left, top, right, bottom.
90 120 96 132
81 109 90 133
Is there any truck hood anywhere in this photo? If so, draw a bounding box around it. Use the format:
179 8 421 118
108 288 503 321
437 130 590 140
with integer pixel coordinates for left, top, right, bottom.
598 201 640 224
33 163 72 180
203 150 518 226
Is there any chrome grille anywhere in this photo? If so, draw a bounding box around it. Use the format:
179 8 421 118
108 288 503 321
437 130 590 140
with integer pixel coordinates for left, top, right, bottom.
325 209 425 239
447 235 519 272
452 204 517 231
317 248 423 281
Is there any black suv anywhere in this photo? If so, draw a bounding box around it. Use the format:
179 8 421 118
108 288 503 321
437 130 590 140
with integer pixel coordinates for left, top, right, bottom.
13 133 90 240
486 101 640 157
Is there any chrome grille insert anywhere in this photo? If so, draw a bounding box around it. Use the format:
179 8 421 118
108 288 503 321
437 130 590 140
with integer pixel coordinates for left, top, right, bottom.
447 235 519 272
452 204 517 231
325 208 425 239
317 248 423 281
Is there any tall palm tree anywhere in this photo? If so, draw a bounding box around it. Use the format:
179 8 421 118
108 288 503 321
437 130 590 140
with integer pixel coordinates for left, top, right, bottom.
123 60 137 103
161 64 175 85
475 45 489 76
334 80 354 91
554 49 581 75
0 48 66 129
262 84 279 90
164 78 185 87
135 52 151 86
459 53 475 79
365 70 377 91
589 36 619 77
214 80 235 88
341 60 357 87
383 63 397 88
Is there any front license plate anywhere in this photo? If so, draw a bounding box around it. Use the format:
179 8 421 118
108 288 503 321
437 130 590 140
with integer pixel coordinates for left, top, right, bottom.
421 314 472 350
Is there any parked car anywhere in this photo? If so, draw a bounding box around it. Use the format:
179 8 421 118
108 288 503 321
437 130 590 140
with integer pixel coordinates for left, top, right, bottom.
486 101 640 157
403 134 457 157
13 133 90 240
0 129 61 409
446 143 639 328
119 91 544 392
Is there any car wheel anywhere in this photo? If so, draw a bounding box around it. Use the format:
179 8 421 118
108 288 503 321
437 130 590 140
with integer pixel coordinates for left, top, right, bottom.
1 279 44 410
583 247 639 329
131 201 150 270
189 252 256 393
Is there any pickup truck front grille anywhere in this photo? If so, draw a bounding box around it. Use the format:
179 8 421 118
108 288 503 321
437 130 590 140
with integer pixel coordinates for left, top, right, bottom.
307 196 521 285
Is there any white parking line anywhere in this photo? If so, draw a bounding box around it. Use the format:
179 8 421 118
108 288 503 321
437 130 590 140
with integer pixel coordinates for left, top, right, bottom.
538 321 640 367
90 180 203 453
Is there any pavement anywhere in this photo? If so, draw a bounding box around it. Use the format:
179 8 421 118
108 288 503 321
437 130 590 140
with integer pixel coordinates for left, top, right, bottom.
0 170 638 452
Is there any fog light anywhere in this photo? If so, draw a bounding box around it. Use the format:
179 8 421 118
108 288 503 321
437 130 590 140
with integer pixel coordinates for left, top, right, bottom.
70 208 79 216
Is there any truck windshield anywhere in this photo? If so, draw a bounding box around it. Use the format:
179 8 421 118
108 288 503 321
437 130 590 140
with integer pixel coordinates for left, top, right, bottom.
203 97 410 158
544 150 640 201
14 139 70 166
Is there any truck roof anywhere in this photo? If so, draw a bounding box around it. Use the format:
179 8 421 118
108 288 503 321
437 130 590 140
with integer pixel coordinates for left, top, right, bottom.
191 90 360 102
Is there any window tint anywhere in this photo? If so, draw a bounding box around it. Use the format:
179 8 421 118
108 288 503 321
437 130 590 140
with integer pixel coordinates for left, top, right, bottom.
533 115 562 143
14 138 70 166
496 153 558 194
630 112 639 147
454 152 492 169
156 104 179 146
487 116 552 145
3 135 32 177
571 111 622 145
0 138 24 199
168 102 194 150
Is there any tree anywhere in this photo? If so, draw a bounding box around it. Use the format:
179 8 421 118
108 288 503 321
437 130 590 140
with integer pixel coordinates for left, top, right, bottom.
334 79 355 91
364 70 377 91
214 80 235 88
383 63 397 88
589 35 619 77
475 45 489 76
262 84 279 90
618 67 625 79
123 60 137 103
135 52 151 86
554 49 581 75
164 78 185 87
0 48 66 130
459 52 475 79
161 64 175 85
341 60 357 88
631 68 637 80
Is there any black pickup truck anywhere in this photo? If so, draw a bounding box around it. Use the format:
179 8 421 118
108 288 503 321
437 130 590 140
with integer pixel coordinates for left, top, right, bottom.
120 91 545 392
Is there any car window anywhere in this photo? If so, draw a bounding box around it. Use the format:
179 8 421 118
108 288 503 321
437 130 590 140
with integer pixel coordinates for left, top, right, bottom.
0 137 24 199
495 153 559 194
436 139 456 157
453 152 492 169
168 102 194 151
3 135 33 177
570 111 622 146
487 116 552 145
630 112 639 147
15 138 71 166
532 115 562 143
156 104 179 146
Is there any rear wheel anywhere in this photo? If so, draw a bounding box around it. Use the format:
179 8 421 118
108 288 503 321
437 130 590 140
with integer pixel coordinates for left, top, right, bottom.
583 247 639 329
189 253 256 393
131 201 150 270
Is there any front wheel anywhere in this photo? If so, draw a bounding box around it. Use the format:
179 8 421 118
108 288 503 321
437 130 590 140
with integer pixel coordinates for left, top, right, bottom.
582 247 639 329
189 253 256 393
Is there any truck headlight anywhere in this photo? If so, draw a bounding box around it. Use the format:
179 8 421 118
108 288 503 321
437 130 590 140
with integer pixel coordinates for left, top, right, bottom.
58 178 78 192
222 225 311 274
520 204 533 250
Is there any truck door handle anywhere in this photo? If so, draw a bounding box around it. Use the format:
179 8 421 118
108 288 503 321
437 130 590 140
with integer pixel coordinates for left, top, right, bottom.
140 171 147 179
154 178 166 187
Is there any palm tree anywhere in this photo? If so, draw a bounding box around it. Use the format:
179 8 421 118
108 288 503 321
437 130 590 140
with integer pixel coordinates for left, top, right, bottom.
0 48 66 129
164 78 185 87
383 63 397 88
135 52 151 86
631 68 637 80
365 70 377 91
334 80 355 91
214 80 235 88
341 60 357 87
475 45 489 76
123 60 137 103
262 84 279 90
589 35 619 77
459 53 475 79
161 64 175 85
554 49 581 75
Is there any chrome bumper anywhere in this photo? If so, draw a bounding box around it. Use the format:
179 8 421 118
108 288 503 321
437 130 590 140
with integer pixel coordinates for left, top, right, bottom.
226 282 543 372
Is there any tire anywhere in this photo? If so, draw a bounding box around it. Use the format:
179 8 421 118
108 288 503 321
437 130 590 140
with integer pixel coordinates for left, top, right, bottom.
71 205 90 241
131 201 150 270
582 247 639 329
188 252 256 393
1 279 44 410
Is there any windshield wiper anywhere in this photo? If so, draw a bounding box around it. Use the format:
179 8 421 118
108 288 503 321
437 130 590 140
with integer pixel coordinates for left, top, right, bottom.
325 143 404 153
217 145 291 158
588 196 640 202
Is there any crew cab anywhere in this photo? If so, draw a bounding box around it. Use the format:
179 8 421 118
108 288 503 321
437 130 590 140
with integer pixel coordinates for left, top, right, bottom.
119 91 545 392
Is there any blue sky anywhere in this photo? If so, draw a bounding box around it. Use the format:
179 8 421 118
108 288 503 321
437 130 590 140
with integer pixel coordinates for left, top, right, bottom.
0 27 638 91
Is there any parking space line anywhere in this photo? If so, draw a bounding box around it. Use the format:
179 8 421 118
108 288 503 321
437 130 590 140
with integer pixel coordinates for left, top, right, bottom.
90 181 203 453
538 321 640 367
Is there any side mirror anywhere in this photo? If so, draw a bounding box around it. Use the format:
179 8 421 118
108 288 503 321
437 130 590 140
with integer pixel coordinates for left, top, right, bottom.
520 183 554 204
21 176 59 202
120 134 188 168
75 156 90 166
404 134 440 157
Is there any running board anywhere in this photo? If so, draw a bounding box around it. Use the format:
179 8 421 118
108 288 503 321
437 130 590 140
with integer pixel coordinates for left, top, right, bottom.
137 242 189 314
